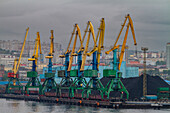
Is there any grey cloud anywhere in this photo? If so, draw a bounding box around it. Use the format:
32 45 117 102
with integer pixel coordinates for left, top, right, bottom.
0 0 169 51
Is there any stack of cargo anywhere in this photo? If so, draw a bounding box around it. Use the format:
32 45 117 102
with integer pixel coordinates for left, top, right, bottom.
157 87 170 100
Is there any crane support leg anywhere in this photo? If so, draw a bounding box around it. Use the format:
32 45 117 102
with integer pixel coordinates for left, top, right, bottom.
104 77 129 100
82 77 104 99
25 71 42 95
41 76 59 96
69 77 87 98
6 77 23 94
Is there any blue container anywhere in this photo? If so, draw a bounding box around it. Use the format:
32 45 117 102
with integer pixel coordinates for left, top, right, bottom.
145 95 157 100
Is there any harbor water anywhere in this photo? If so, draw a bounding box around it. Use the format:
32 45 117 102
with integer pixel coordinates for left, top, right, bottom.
0 99 170 113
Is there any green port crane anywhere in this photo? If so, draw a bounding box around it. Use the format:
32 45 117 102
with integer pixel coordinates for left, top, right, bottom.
25 32 42 95
81 18 105 99
6 27 29 94
41 30 58 96
104 14 137 100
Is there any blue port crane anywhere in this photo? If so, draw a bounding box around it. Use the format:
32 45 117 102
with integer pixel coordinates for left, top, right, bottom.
41 30 58 96
25 32 42 95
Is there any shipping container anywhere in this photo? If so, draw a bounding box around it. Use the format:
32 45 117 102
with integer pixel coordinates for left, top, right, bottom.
145 95 157 100
157 87 170 100
157 87 170 91
8 72 19 78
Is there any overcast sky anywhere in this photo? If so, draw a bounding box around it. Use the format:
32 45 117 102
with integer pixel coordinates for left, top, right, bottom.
0 0 170 51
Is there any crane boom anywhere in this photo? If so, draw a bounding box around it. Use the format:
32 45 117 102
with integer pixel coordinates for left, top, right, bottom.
13 27 29 75
59 26 77 58
96 18 105 69
118 23 130 70
105 14 137 70
105 14 137 55
67 24 83 71
28 32 42 71
76 24 84 53
45 30 54 59
80 21 96 71
67 31 78 71
128 15 137 46
66 27 76 54
85 18 105 70
50 30 54 55
38 32 42 55
113 16 128 48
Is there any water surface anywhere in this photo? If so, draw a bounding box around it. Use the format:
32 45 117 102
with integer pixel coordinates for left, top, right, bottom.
0 99 169 113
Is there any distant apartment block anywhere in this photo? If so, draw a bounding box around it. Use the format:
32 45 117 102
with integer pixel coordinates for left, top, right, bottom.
0 40 61 53
0 40 62 64
0 55 16 66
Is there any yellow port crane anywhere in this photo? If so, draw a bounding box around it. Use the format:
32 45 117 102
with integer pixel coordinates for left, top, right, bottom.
80 18 105 99
104 14 137 99
6 27 29 94
67 24 83 72
13 27 29 77
68 20 104 98
58 24 83 88
86 18 105 70
25 32 42 95
105 14 137 70
80 21 97 71
46 30 54 59
28 32 42 71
